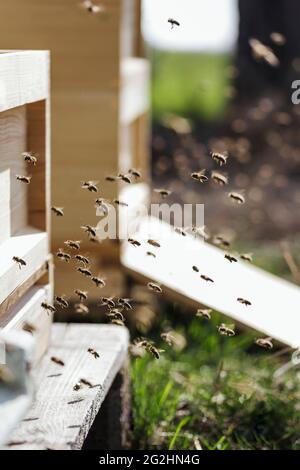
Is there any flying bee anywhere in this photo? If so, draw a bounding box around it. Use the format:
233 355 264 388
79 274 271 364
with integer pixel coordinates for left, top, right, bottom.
201 274 214 283
146 251 156 258
55 296 69 309
56 249 72 263
218 324 236 337
128 238 141 247
196 309 212 320
118 298 133 310
211 171 229 186
225 253 238 263
64 240 81 250
12 256 26 270
81 1 104 15
237 297 252 307
154 188 172 199
77 267 92 277
87 348 100 359
113 199 128 207
81 225 97 238
111 319 125 326
255 337 274 350
228 192 245 205
270 32 286 46
191 170 208 183
147 282 163 293
147 239 161 248
105 175 119 182
160 332 177 347
118 173 132 184
95 199 110 216
41 302 56 314
51 206 64 217
168 18 180 29
211 152 228 166
249 38 279 67
22 151 38 165
91 276 106 288
81 181 98 193
175 227 187 236
100 297 116 309
106 310 125 322
240 253 253 263
147 343 163 360
75 303 89 315
128 168 142 179
79 378 93 388
213 235 231 248
74 254 90 266
192 266 199 273
51 356 65 366
73 382 82 391
16 174 31 184
22 322 36 335
74 289 88 301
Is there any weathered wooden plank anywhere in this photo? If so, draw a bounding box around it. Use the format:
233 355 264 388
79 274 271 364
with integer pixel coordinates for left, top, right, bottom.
7 323 129 450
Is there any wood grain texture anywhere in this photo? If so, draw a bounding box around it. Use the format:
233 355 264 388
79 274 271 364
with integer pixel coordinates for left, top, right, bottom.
121 198 300 348
7 323 129 450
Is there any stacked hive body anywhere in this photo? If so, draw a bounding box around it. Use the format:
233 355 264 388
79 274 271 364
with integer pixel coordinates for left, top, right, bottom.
0 0 150 299
0 51 52 365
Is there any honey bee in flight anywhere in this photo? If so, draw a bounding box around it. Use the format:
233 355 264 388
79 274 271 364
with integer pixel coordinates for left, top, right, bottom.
228 192 245 205
22 151 38 165
16 175 31 184
249 38 279 67
106 310 125 322
147 239 161 248
118 173 132 184
73 382 82 391
12 256 26 270
105 175 119 182
100 297 116 309
79 378 93 388
211 171 229 186
270 32 286 46
88 348 100 359
74 254 90 266
41 302 56 314
211 152 228 166
81 225 97 238
213 235 231 248
81 1 104 15
77 267 92 277
154 188 172 199
113 199 128 207
51 357 65 366
191 170 208 183
64 240 81 250
146 251 156 258
237 298 252 307
51 206 64 217
218 324 236 337
168 18 180 29
255 337 274 350
81 181 98 193
118 298 133 310
147 282 163 293
91 276 106 288
55 296 69 309
128 238 141 247
240 253 253 263
175 227 187 237
74 290 88 301
56 249 72 263
75 303 90 314
201 274 214 283
128 168 142 179
192 266 199 273
196 309 212 320
225 254 238 264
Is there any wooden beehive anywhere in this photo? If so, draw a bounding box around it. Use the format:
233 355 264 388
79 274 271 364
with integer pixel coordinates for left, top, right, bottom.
0 0 150 298
0 50 52 365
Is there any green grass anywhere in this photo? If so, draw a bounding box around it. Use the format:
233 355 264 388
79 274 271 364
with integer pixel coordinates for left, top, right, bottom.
151 49 232 121
130 311 300 450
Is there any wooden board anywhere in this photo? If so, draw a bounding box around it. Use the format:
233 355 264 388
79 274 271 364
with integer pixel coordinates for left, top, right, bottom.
6 323 129 450
1 285 53 366
121 186 300 348
120 58 150 125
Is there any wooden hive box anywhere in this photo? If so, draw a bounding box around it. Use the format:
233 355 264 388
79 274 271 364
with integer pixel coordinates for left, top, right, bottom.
0 1 150 299
0 50 52 365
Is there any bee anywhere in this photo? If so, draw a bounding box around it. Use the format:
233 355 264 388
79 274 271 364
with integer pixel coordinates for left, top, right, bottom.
105 175 119 182
270 32 286 46
175 227 187 236
64 240 81 250
168 18 180 29
16 174 31 184
240 253 253 263
213 235 231 248
218 324 236 337
211 152 228 166
22 322 36 335
128 168 142 179
75 303 89 315
191 170 208 183
255 337 274 350
160 332 176 346
55 296 69 309
95 199 110 215
74 254 90 266
41 302 56 314
100 297 116 309
81 1 103 15
154 188 172 199
56 249 72 263
225 254 238 264
74 289 88 301
118 298 133 310
113 199 128 207
91 276 106 288
211 171 229 186
237 298 252 307
51 206 64 217
249 38 279 67
77 267 92 277
228 192 245 205
51 357 64 366
81 225 97 238
12 256 26 269
118 173 132 184
146 251 156 258
196 308 212 320
147 343 163 360
147 239 161 248
106 310 125 322
79 378 93 388
147 282 163 293
87 348 100 359
128 238 141 247
73 382 82 391
111 319 125 326
201 275 214 283
81 181 98 193
22 151 38 165
192 266 199 273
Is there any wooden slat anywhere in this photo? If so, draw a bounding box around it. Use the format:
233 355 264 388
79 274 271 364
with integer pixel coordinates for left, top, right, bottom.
120 58 150 125
1 285 53 366
121 185 300 348
7 323 129 450
0 51 49 112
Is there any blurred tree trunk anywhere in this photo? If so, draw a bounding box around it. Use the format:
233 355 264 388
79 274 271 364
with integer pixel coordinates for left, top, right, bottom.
236 0 300 102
